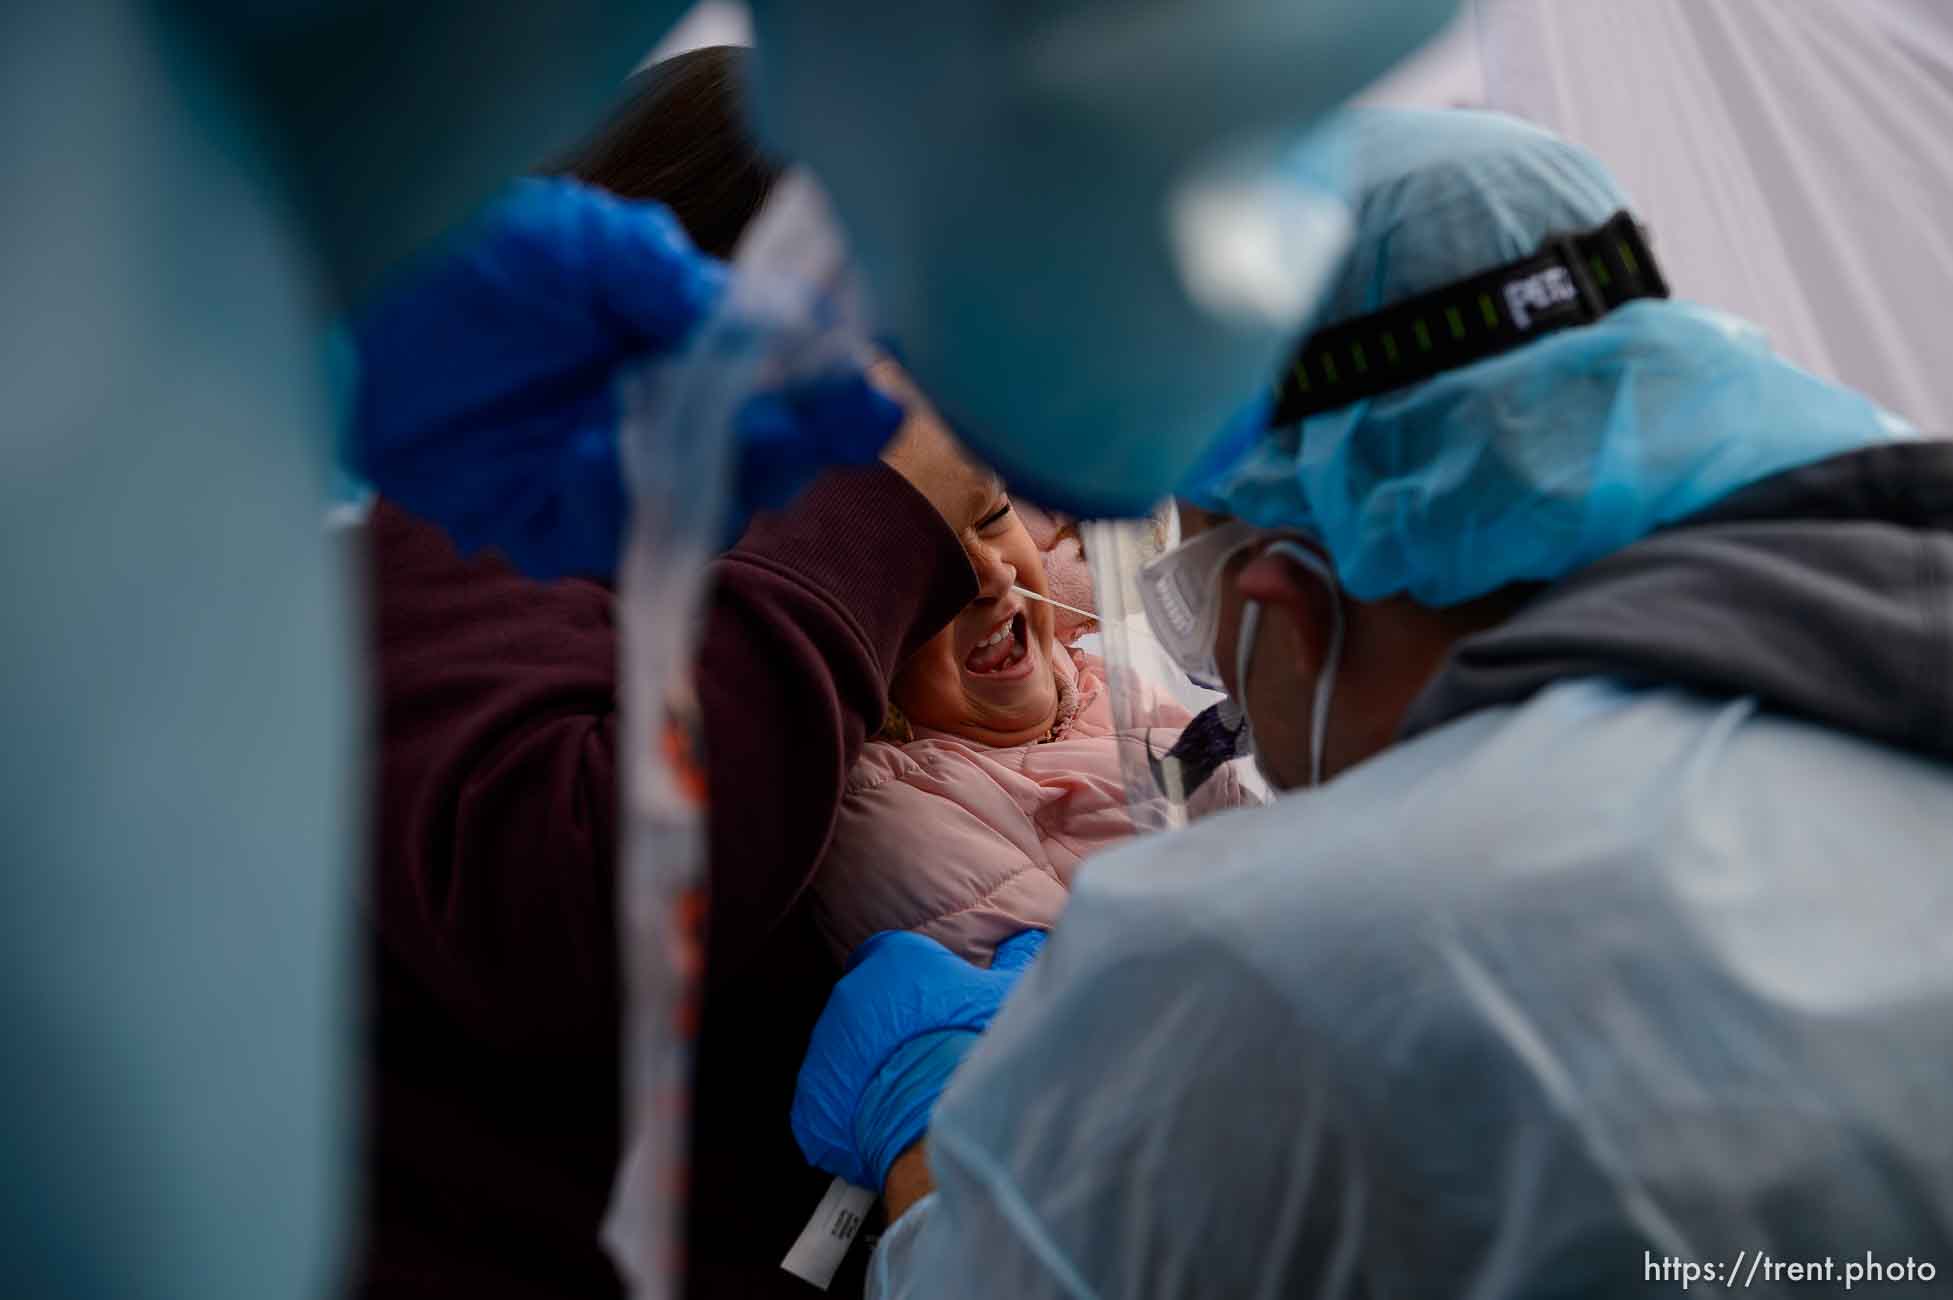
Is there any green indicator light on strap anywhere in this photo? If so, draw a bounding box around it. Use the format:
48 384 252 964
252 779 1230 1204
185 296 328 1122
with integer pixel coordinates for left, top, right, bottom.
1274 211 1664 424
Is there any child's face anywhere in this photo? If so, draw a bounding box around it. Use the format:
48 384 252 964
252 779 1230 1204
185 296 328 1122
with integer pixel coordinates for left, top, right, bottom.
892 487 1060 748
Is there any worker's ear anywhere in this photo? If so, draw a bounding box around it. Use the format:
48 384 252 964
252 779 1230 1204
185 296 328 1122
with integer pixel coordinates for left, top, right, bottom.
1234 547 1337 682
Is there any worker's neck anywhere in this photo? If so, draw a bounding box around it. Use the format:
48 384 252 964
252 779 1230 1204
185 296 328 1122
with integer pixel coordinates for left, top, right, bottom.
1332 593 1523 775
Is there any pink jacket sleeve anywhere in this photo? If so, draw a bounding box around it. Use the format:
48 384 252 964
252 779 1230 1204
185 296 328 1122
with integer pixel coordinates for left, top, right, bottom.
811 743 1073 968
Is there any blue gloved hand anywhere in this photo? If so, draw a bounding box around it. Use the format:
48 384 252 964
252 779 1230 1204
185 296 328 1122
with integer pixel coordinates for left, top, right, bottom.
793 929 1046 1191
349 176 900 577
728 374 905 544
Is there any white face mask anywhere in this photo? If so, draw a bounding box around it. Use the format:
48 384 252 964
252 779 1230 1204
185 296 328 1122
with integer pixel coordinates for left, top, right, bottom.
1143 524 1271 801
1235 540 1345 789
1137 519 1268 692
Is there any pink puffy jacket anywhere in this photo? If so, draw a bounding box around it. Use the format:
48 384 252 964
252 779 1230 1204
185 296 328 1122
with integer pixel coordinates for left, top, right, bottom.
811 650 1251 966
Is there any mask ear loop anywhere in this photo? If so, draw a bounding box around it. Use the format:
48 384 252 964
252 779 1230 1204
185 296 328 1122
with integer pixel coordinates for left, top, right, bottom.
1233 599 1263 708
1140 520 1270 690
1251 540 1344 787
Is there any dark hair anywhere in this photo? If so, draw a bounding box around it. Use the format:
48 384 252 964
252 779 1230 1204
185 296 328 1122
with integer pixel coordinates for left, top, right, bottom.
548 46 781 259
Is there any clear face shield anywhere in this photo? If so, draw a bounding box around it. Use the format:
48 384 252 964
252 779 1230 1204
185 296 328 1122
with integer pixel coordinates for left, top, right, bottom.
1079 507 1273 834
1085 501 1352 827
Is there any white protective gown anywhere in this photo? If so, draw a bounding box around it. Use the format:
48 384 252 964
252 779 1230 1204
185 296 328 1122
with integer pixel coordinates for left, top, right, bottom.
870 679 1953 1298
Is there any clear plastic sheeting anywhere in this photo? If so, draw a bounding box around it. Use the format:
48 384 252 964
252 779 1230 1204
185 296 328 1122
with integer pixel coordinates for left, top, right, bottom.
870 681 1953 1299
1080 517 1184 834
2 7 349 1297
603 173 882 1297
1080 513 1267 837
744 0 1442 516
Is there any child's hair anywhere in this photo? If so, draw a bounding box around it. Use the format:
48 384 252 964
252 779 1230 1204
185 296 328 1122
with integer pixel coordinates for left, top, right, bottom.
877 701 917 746
547 45 782 259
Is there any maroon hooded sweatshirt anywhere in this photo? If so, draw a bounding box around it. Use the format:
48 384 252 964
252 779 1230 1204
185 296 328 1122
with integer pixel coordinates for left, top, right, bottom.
352 464 976 1299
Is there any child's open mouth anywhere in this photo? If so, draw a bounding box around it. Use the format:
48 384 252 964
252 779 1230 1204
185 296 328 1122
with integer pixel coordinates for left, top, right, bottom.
965 611 1031 677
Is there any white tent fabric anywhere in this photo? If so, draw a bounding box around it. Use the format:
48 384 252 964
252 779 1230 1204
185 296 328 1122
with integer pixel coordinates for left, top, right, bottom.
1370 0 1953 436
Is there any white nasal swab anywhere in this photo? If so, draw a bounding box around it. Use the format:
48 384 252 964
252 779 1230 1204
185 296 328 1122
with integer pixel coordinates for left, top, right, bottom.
1013 585 1096 620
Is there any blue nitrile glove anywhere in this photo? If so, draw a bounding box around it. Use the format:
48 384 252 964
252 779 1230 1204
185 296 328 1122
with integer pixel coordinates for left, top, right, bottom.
729 374 904 544
349 176 899 577
793 929 1046 1190
350 177 719 577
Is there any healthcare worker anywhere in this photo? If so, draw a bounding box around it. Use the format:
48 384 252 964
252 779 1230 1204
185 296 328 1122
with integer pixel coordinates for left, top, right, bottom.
791 109 1953 1298
6 4 1463 1298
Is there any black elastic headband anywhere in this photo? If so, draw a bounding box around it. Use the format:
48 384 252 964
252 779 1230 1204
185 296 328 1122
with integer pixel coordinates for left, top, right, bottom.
1270 210 1669 425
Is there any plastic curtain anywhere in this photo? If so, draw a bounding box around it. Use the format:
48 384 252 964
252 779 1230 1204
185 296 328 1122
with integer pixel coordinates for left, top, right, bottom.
602 173 884 1296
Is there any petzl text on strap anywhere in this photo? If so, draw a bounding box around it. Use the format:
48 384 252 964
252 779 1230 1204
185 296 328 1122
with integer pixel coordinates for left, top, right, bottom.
1271 210 1669 424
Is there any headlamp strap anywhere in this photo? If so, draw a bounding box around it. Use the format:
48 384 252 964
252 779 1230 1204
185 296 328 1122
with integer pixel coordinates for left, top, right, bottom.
1270 210 1669 424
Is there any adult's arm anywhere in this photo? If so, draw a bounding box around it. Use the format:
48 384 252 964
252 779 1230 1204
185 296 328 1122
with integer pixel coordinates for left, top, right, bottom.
858 953 1338 1300
366 457 973 1049
884 1145 935 1220
698 462 977 981
855 884 1366 1300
